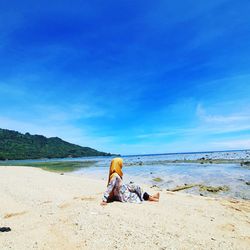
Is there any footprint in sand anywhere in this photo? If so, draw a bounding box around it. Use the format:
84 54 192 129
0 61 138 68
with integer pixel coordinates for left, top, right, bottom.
73 196 96 201
58 202 71 209
59 196 97 209
4 211 27 219
219 223 236 232
221 201 250 213
40 201 52 205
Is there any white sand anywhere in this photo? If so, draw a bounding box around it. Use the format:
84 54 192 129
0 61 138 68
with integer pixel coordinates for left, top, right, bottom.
0 166 249 250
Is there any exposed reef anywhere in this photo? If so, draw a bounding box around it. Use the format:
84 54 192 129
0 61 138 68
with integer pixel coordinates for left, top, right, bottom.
167 184 230 193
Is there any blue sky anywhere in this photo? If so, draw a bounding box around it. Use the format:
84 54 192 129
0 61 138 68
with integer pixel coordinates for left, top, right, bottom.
0 0 250 155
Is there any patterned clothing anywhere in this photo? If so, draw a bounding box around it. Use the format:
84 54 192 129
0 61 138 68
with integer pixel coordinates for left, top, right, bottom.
102 173 144 203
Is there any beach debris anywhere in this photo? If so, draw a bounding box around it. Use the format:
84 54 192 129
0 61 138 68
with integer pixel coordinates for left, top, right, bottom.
0 227 11 232
167 184 198 192
152 177 163 182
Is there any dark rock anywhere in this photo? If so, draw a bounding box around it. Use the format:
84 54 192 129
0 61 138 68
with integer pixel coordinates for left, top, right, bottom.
241 161 250 166
0 227 11 232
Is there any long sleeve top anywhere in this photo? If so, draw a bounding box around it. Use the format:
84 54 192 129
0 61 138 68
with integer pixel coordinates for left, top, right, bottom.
102 173 144 203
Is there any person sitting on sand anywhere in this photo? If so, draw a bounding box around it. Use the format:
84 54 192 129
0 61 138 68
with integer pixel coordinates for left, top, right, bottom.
100 157 160 205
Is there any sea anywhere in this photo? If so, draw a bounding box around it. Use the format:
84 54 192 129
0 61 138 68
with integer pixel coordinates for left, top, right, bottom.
3 150 250 199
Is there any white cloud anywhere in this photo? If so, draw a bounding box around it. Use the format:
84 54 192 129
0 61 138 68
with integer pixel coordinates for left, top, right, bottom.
194 103 250 134
196 103 250 123
211 139 250 150
134 102 250 143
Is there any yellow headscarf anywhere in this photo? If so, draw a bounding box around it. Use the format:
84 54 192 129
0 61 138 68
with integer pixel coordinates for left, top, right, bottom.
107 157 123 186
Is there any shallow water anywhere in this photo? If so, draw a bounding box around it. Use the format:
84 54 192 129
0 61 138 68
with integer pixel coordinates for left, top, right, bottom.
72 151 250 200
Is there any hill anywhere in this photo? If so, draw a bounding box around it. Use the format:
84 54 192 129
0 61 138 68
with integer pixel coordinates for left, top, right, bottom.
0 128 113 160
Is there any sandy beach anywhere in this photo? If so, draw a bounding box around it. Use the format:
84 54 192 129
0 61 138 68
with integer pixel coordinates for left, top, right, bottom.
0 166 250 250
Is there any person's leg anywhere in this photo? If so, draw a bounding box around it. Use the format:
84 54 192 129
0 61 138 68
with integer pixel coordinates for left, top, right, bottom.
129 185 160 202
148 195 159 202
152 192 160 199
143 192 160 202
128 184 144 201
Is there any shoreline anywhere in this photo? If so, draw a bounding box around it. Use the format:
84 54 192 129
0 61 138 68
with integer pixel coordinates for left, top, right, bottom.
1 158 249 166
1 166 250 249
1 148 249 165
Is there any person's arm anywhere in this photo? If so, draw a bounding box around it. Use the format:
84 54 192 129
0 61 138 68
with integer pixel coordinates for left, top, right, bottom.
100 176 117 205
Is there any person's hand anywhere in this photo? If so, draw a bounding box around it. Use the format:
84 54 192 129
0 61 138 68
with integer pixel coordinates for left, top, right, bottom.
100 201 107 206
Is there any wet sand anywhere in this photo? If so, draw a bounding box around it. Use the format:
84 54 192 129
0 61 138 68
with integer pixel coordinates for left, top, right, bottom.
0 166 250 250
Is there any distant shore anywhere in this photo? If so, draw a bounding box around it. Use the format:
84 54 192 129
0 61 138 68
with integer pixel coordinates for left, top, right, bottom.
1 166 249 250
0 149 249 162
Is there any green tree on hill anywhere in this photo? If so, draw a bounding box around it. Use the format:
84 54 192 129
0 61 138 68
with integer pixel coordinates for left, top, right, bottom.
0 128 113 160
